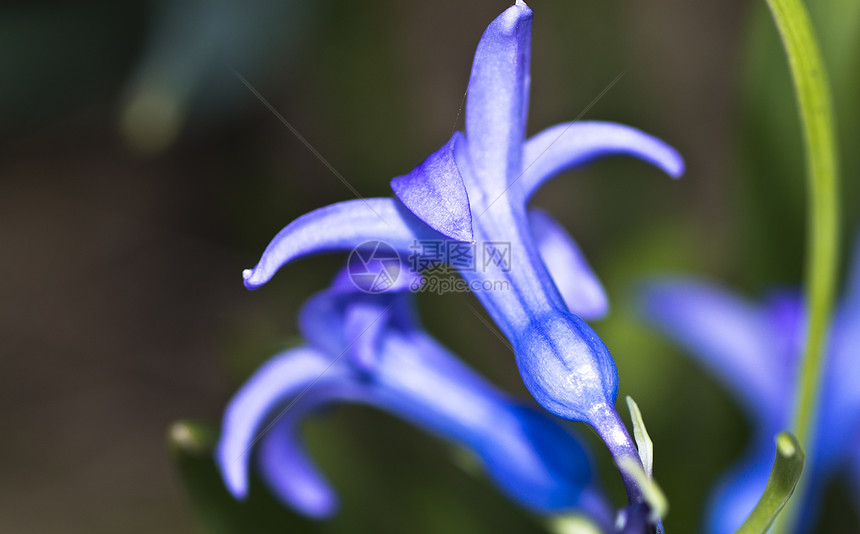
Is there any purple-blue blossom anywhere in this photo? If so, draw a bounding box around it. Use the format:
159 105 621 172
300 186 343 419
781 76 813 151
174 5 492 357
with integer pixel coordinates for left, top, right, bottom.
216 264 612 523
240 0 682 503
638 232 860 533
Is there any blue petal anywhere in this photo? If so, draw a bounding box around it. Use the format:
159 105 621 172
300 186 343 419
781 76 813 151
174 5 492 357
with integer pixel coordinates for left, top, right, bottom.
252 383 371 518
298 284 400 365
638 279 785 420
298 264 422 368
257 412 338 518
372 332 595 512
480 404 595 511
390 132 473 242
297 287 350 357
464 1 533 194
819 303 860 462
818 230 860 460
529 209 608 320
343 298 390 372
242 198 438 289
242 328 599 516
329 258 424 294
519 121 684 202
225 296 602 516
214 347 334 499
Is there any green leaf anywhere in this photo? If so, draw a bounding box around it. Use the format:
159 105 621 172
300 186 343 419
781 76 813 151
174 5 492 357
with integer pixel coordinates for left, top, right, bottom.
733 432 805 534
625 396 653 478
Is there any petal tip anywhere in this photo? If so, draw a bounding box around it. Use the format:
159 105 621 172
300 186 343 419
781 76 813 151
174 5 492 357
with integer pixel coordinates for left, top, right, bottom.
667 152 685 179
646 137 684 179
445 224 475 243
228 480 249 501
390 134 474 242
580 298 610 322
298 492 340 519
242 268 265 290
505 0 533 21
572 276 610 320
493 8 532 43
485 1 533 40
215 445 250 500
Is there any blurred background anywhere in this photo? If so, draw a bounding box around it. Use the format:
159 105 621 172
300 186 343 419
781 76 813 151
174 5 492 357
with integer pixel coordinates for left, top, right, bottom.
1 0 858 532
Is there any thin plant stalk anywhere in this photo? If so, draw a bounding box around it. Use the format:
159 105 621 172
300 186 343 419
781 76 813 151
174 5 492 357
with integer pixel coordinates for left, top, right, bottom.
762 0 840 530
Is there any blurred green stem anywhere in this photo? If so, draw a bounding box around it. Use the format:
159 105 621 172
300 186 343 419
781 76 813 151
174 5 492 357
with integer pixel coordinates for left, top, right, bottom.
762 0 839 531
734 433 805 534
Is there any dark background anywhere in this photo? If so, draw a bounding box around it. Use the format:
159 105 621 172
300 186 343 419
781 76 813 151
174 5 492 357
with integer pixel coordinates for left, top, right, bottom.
1 1 858 532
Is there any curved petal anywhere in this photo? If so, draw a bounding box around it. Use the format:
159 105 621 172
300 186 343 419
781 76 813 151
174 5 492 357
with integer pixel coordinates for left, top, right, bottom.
761 290 805 372
343 298 390 372
223 326 601 516
819 304 860 461
518 121 684 203
257 413 339 518
252 384 370 519
479 404 594 511
242 198 439 289
236 330 599 516
214 347 334 499
373 333 509 440
817 231 860 460
373 332 595 513
638 279 783 421
329 257 424 294
390 132 473 242
528 209 608 320
298 266 421 363
465 1 533 193
298 288 350 357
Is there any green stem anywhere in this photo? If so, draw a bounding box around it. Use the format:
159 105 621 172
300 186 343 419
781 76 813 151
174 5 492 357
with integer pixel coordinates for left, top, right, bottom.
761 0 840 530
734 433 805 534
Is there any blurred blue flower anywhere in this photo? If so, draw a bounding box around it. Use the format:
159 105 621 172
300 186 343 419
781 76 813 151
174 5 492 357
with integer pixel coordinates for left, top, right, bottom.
240 0 682 501
639 233 860 533
217 264 611 523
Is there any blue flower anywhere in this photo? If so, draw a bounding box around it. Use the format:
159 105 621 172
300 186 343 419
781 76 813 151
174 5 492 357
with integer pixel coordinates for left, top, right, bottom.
217 263 612 523
638 233 860 533
240 0 682 497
